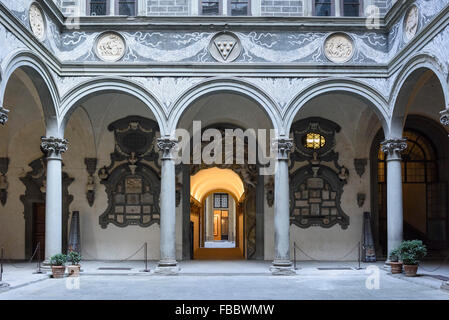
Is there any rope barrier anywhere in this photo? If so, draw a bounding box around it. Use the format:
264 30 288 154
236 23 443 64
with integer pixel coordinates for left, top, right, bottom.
417 253 449 273
293 241 361 262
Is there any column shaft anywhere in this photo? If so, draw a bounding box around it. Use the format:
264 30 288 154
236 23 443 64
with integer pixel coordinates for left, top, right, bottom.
271 138 295 275
155 138 179 274
381 138 407 259
45 157 63 259
159 156 177 265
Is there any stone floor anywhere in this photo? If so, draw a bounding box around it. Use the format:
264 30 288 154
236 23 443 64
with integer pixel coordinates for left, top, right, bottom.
0 260 448 299
204 241 236 248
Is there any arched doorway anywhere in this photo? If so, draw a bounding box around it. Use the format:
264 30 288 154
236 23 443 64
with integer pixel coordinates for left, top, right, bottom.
190 168 245 259
372 118 449 256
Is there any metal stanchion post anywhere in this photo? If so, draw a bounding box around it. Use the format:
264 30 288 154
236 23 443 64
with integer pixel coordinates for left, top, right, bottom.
0 248 10 288
355 241 363 270
141 242 150 272
294 242 297 270
33 243 44 274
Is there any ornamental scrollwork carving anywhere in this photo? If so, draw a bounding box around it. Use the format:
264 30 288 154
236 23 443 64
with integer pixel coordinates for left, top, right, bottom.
272 138 294 160
440 109 449 127
157 138 178 160
289 118 349 229
40 137 68 157
99 116 161 228
381 138 408 159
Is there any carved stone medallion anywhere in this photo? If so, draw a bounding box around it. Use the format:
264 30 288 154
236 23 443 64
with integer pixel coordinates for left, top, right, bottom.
29 4 46 41
404 5 419 42
209 32 242 63
324 33 354 64
95 32 126 62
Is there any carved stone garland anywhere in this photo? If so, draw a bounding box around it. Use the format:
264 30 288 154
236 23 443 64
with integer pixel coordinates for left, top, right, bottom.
289 117 350 229
98 116 161 228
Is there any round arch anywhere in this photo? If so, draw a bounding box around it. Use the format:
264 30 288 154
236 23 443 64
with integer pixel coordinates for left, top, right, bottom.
168 77 282 134
283 78 390 134
59 77 168 136
0 50 59 134
389 54 449 138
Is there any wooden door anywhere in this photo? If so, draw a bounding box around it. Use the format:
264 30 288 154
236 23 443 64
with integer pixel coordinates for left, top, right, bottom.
32 203 45 260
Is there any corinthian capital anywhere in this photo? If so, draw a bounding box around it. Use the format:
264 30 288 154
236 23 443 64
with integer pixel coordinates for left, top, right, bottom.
272 138 294 160
157 138 178 160
381 138 407 160
0 107 9 125
440 109 449 126
41 136 68 157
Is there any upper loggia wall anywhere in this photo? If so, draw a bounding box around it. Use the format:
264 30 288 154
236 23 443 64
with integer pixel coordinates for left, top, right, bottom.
1 0 448 137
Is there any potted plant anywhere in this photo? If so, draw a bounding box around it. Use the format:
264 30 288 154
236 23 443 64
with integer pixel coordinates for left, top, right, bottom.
398 240 427 277
67 251 82 277
50 253 67 278
389 248 403 274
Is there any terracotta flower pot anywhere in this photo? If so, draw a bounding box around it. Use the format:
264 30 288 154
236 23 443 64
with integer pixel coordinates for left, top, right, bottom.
51 266 66 278
403 264 418 277
67 265 81 277
390 261 403 274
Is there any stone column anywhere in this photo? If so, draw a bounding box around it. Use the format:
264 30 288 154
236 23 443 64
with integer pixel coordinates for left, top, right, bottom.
440 109 449 291
270 138 295 275
381 138 407 262
0 107 9 125
155 137 179 274
41 136 68 261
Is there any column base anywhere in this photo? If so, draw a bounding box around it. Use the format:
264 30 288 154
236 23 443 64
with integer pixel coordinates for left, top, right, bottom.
270 260 296 275
154 260 179 275
441 281 449 292
383 260 392 271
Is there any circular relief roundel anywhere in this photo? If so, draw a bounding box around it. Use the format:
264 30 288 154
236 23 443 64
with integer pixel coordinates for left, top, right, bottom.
29 4 46 41
404 5 419 42
324 33 354 64
95 32 126 62
209 32 242 63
